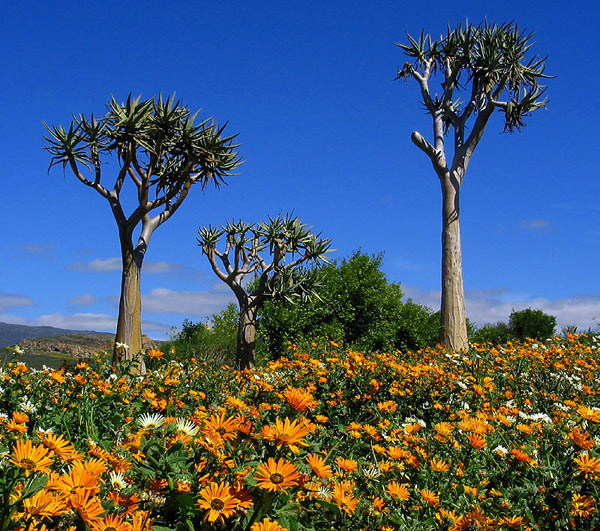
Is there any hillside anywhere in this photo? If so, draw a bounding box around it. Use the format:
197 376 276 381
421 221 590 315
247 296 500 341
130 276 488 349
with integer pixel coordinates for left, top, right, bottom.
0 321 112 349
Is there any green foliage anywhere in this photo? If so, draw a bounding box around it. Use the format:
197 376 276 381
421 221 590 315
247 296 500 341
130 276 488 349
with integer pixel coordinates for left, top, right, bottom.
258 251 439 357
509 308 557 342
472 308 557 344
471 321 512 345
165 303 238 365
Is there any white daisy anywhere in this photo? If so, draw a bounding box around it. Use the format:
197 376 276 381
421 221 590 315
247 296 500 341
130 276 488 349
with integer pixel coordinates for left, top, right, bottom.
138 413 165 430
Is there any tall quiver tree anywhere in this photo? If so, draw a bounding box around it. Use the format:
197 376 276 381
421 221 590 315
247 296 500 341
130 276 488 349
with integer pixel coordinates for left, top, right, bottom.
396 21 550 351
198 214 331 370
44 94 242 371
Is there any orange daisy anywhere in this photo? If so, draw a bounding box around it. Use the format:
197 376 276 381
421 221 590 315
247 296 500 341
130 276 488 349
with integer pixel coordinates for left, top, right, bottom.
196 482 240 524
335 457 358 473
306 453 333 478
569 427 595 450
37 431 81 462
420 489 440 507
571 493 597 518
332 481 358 515
250 517 287 531
9 439 54 477
261 417 310 453
467 433 487 450
69 489 105 525
91 513 133 531
254 457 301 492
21 489 66 518
385 481 410 501
574 452 600 480
203 410 239 443
283 387 318 411
429 457 451 473
577 406 600 423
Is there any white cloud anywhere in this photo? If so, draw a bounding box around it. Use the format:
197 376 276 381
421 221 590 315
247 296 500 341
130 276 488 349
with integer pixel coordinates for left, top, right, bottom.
142 287 235 317
67 258 199 278
67 294 97 306
68 258 121 272
402 285 600 332
520 218 550 231
13 242 55 255
0 293 36 312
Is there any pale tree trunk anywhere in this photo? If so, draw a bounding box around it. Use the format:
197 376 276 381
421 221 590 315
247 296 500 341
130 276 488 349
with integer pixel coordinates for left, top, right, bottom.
440 173 469 352
236 302 258 371
113 242 146 374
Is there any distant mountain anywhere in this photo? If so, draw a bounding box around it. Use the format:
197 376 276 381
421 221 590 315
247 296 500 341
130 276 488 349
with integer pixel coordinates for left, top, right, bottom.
0 321 113 349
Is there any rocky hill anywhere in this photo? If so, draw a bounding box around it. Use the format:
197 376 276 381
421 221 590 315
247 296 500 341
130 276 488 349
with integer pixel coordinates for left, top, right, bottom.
17 334 161 359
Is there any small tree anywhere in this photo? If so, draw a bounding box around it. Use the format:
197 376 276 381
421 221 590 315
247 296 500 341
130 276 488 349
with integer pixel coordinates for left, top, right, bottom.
396 21 550 351
197 214 331 369
258 251 439 356
508 308 556 341
44 94 242 370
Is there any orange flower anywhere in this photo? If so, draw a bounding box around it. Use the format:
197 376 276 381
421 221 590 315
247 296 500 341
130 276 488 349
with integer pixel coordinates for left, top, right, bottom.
335 457 358 473
467 433 487 450
6 419 28 433
385 481 410 501
91 513 133 531
12 411 29 424
69 489 105 525
147 348 164 359
510 448 538 467
37 431 81 462
9 439 54 477
203 410 239 443
261 417 310 453
429 457 451 473
250 517 287 531
196 482 240 524
574 452 600 480
577 406 600 423
306 453 333 478
420 489 440 507
283 387 318 411
254 458 301 492
571 493 596 518
332 481 357 515
569 427 595 450
21 489 65 518
498 515 528 527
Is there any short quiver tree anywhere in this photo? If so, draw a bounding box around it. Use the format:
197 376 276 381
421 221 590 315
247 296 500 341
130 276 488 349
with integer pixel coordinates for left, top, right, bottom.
396 21 550 352
197 214 332 369
44 94 242 371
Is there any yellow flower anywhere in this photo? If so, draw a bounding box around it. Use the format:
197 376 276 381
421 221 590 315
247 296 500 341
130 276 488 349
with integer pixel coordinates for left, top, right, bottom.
420 489 440 507
332 481 357 515
261 417 310 453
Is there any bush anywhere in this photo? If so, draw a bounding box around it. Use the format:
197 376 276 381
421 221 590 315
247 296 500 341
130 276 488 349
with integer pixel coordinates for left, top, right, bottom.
165 303 238 365
258 251 439 357
508 308 557 341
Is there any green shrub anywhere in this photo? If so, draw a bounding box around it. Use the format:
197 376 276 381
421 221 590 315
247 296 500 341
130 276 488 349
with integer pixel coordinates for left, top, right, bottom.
508 308 557 341
257 251 439 357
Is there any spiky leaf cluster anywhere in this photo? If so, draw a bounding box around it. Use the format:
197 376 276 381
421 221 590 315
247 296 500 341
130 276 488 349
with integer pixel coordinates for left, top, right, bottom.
44 93 242 195
198 213 331 302
396 20 550 133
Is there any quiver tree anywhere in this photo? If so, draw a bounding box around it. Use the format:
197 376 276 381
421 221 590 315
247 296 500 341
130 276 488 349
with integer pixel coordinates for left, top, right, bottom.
396 21 550 351
44 94 242 371
197 214 332 369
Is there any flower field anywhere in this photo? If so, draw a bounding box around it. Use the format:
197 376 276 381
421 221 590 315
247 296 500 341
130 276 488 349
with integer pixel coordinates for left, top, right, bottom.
1 335 600 530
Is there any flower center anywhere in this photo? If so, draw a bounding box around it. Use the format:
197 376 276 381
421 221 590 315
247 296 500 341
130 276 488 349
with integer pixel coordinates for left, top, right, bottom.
270 473 284 484
210 498 225 511
20 458 37 470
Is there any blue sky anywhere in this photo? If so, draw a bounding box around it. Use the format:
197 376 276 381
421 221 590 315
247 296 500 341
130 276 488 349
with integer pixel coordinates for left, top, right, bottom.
1 0 599 339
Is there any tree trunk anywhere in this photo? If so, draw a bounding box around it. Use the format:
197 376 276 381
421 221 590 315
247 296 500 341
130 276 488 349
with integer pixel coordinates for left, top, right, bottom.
236 303 258 370
440 173 469 352
114 243 146 374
